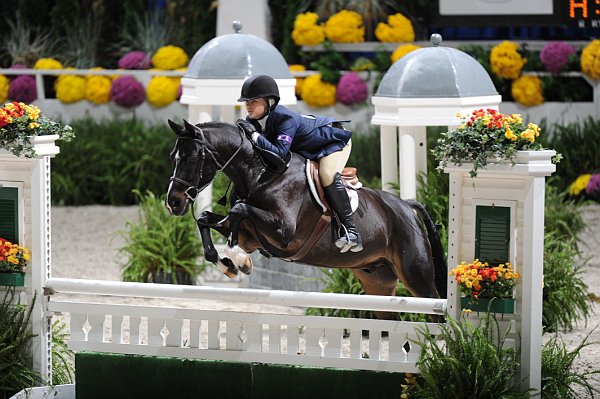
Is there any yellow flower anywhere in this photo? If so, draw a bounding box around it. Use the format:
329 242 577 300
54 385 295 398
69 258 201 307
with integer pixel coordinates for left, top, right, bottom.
324 10 364 43
391 44 421 63
146 76 180 107
568 174 592 196
85 75 112 104
152 46 189 70
56 74 86 104
505 129 517 141
511 75 544 106
0 75 9 103
291 12 325 46
289 64 306 97
581 39 600 80
490 41 527 80
301 74 336 107
34 58 64 69
375 13 414 43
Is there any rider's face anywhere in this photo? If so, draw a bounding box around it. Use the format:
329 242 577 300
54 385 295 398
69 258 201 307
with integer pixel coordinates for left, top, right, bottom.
245 98 268 120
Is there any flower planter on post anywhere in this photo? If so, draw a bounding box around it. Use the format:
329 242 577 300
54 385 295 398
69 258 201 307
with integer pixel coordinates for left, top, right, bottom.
0 272 26 287
0 103 72 379
460 297 515 314
444 148 556 394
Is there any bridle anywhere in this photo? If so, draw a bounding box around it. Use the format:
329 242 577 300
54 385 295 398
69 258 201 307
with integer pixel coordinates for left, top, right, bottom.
169 126 244 202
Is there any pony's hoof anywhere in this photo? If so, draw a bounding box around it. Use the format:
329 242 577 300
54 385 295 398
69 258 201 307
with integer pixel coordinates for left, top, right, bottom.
218 257 238 279
224 245 252 273
238 257 253 275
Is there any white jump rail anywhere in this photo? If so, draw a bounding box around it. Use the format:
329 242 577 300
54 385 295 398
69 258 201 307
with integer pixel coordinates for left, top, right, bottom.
44 278 447 373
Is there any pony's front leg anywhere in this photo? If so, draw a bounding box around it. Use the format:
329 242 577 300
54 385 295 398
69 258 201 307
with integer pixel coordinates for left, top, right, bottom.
196 211 238 279
224 202 292 274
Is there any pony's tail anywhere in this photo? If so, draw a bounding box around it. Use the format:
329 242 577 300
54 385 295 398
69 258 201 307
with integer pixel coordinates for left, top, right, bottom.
406 199 447 299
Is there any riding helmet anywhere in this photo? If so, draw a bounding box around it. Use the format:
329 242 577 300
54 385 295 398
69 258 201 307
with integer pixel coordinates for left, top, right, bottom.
237 75 280 103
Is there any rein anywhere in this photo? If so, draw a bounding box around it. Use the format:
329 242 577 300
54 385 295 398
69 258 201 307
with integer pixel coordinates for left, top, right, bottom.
170 126 245 202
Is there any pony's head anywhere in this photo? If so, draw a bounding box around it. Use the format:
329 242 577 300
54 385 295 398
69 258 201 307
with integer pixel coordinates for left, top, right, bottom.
166 120 218 216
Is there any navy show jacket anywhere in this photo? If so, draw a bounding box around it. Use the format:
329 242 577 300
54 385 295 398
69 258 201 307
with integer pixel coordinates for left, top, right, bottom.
247 105 351 161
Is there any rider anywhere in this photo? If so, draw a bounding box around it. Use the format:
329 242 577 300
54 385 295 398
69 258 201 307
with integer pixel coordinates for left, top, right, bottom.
237 74 362 253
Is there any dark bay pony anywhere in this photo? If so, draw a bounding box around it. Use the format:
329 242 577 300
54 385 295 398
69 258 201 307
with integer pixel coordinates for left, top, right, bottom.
166 120 446 318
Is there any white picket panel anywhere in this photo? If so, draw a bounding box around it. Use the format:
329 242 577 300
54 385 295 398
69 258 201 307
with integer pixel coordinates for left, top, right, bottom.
48 299 443 373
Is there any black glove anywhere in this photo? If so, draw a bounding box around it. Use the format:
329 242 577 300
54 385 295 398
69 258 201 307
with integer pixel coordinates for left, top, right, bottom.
237 119 257 140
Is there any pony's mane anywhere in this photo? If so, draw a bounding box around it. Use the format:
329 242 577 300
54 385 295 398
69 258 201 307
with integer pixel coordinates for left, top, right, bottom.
198 121 234 130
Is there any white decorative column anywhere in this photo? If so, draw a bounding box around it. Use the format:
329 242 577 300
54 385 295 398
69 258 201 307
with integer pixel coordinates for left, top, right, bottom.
0 135 60 383
379 125 398 194
445 150 556 395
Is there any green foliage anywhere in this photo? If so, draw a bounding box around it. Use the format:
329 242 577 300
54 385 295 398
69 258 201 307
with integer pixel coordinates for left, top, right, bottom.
0 288 42 398
542 330 600 399
51 319 74 385
1 12 57 66
416 170 449 253
540 117 600 194
305 268 425 322
544 180 587 245
51 118 174 205
542 234 591 332
116 7 175 57
414 314 529 399
118 190 204 284
348 126 381 184
308 41 349 84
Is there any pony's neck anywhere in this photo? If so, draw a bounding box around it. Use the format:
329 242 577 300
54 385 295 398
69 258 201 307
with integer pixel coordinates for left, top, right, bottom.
218 142 264 200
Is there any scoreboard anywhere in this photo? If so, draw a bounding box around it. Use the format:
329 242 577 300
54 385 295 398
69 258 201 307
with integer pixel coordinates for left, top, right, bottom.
567 0 600 28
436 0 600 29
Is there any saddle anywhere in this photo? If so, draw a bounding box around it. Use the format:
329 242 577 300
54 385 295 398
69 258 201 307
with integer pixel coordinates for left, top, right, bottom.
306 160 362 213
284 161 362 262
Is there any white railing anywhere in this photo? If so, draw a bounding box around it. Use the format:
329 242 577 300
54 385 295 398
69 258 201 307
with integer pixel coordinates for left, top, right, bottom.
45 277 446 373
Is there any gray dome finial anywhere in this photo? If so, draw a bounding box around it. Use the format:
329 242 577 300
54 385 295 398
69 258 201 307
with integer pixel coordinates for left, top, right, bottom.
233 20 243 33
430 33 442 47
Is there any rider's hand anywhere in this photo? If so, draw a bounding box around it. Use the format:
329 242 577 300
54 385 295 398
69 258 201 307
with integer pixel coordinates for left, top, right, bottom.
237 119 259 142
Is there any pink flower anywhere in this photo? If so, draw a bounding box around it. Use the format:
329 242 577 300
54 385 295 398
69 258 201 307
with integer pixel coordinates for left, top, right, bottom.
540 42 577 73
335 72 368 105
585 173 600 196
118 51 151 70
9 75 37 102
110 76 146 108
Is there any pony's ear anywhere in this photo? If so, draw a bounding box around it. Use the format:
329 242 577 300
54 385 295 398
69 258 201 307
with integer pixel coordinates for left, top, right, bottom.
168 119 184 136
183 119 197 134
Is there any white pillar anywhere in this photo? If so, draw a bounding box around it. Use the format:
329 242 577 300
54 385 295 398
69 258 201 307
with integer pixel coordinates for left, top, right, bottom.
379 125 398 194
31 156 52 383
414 126 428 188
398 127 417 199
519 175 545 394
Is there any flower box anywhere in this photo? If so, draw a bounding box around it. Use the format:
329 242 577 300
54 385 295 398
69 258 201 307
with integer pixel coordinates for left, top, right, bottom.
0 272 25 286
461 297 515 314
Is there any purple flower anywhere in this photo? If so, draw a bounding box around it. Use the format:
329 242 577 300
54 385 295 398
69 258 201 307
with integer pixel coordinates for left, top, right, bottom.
336 72 368 105
110 76 146 108
540 42 577 73
9 75 37 102
118 51 151 70
585 173 600 196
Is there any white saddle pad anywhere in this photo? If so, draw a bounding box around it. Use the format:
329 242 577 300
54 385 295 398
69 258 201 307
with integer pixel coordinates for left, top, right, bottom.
305 160 362 214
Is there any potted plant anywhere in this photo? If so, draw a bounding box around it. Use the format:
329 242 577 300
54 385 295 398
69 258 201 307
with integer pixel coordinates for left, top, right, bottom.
0 288 41 399
0 101 74 158
118 190 205 284
433 108 558 178
0 238 30 287
449 259 521 313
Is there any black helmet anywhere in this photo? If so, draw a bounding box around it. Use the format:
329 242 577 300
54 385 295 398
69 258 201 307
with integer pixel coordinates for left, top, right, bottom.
237 75 280 103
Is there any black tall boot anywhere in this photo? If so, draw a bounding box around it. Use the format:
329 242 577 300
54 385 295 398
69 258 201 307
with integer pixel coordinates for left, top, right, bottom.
323 173 363 253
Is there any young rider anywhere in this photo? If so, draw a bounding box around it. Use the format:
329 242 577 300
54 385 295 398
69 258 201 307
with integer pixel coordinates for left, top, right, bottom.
236 74 362 253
